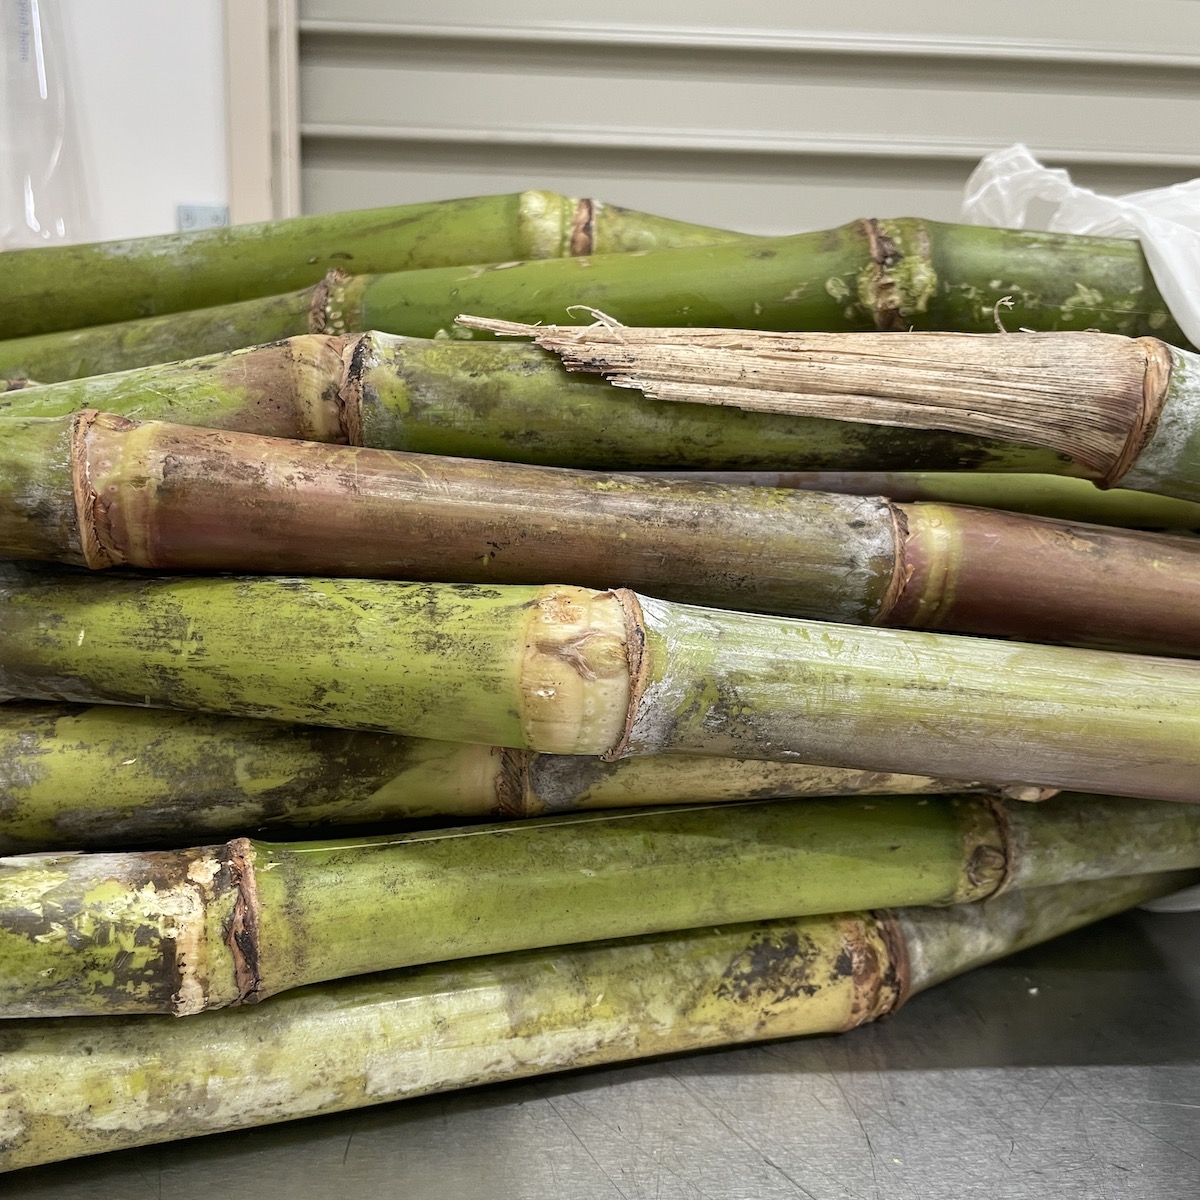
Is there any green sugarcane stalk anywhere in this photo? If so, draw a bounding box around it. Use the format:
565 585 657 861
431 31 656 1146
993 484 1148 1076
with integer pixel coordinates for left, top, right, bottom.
477 320 1200 503
0 570 1196 801
7 409 1200 657
2 791 1197 1017
0 872 1187 1173
0 191 745 340
0 702 1004 853
0 217 1185 384
637 471 1200 531
0 331 1070 475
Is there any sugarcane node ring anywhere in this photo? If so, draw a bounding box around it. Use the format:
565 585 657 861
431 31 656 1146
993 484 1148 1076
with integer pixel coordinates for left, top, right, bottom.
569 197 595 256
226 839 262 1006
871 500 913 625
518 586 638 756
974 795 1017 897
310 268 349 335
860 217 908 331
336 330 369 446
870 908 913 1015
70 409 125 570
602 589 649 762
1102 337 1173 489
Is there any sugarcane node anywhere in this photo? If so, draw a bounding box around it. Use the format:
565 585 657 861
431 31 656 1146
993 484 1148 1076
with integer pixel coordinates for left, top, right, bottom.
871 498 912 625
602 588 649 762
974 795 1016 897
1100 336 1174 489
224 837 263 1007
518 586 634 755
569 198 596 257
871 909 913 1016
859 217 909 331
301 333 355 446
840 912 905 1028
492 746 535 817
309 269 349 335
69 409 123 570
337 332 368 446
941 794 1015 904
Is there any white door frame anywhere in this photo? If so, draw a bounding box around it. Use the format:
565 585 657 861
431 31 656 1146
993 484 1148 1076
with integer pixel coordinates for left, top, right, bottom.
223 0 301 222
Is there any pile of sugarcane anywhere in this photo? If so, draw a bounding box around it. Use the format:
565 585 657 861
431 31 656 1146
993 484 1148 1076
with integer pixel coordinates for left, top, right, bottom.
1 190 1198 1174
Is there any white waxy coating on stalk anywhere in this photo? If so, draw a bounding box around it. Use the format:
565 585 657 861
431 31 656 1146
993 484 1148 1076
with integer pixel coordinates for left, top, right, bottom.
893 873 1192 993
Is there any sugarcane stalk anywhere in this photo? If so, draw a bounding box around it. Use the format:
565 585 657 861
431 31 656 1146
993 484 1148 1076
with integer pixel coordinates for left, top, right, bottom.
0 701 1003 853
0 191 746 341
636 471 1200 531
0 217 1185 384
0 331 1071 475
0 570 1196 801
0 871 1187 1172
472 320 1200 503
6 408 1200 656
2 790 1197 1017
0 335 350 438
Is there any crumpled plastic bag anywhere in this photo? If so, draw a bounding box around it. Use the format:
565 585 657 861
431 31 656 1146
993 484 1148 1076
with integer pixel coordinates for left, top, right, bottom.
962 143 1200 348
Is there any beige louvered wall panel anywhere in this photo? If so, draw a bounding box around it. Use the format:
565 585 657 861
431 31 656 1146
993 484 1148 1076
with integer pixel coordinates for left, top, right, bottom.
297 1 1200 234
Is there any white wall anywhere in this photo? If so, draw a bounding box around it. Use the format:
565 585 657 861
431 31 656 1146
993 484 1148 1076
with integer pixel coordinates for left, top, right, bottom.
61 0 228 241
297 1 1200 235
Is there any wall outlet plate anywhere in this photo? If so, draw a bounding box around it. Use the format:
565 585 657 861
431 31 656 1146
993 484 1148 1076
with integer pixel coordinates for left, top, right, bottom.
177 205 230 231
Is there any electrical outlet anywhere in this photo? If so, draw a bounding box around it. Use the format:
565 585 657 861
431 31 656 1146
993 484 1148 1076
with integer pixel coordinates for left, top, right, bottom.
177 205 230 231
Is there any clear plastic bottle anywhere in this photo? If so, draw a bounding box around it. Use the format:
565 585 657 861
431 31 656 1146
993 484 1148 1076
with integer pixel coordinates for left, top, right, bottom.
0 0 91 248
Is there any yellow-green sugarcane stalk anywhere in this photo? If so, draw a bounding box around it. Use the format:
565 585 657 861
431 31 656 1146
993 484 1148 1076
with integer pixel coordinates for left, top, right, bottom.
2 791 1197 1018
0 871 1188 1173
637 470 1200 531
0 702 1008 853
0 331 1070 475
472 320 1200 504
6 408 1200 657
0 191 745 340
0 569 1196 801
0 216 1187 383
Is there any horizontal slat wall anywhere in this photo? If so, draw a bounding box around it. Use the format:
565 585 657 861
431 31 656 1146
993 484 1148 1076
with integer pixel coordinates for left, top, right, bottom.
297 1 1200 235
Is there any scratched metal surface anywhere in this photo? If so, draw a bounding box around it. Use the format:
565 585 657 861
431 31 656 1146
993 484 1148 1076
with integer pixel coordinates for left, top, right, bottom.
13 908 1200 1199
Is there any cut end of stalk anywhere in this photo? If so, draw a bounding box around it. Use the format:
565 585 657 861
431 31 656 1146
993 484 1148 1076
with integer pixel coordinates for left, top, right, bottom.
518 586 636 756
456 315 1166 483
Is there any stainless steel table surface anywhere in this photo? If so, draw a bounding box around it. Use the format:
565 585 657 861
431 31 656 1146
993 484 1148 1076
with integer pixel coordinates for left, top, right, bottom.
11 908 1200 1199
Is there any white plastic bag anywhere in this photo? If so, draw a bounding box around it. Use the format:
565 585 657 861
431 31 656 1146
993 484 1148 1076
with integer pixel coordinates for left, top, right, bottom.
962 144 1200 347
0 0 91 248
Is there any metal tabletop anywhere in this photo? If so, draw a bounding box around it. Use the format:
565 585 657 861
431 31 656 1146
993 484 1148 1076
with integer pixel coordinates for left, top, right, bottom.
12 908 1200 1199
